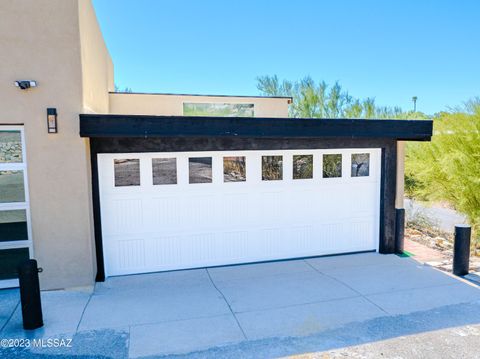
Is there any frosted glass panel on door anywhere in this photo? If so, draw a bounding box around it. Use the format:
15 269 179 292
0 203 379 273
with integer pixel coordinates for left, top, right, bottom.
0 171 25 203
0 131 22 163
0 210 28 242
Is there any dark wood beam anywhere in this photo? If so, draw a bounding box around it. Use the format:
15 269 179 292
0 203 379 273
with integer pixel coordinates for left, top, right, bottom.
80 114 433 141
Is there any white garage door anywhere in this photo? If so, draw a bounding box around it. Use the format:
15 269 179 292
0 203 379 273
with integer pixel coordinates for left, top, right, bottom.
98 148 381 277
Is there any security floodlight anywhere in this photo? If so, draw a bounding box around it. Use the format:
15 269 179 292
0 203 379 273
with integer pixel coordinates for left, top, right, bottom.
14 80 37 90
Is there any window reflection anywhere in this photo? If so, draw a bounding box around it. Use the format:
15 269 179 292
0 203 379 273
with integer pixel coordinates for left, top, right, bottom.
262 156 283 181
351 153 370 177
153 158 177 185
323 154 342 178
114 159 140 186
224 157 246 182
293 155 313 179
189 157 212 184
0 171 25 203
0 210 28 242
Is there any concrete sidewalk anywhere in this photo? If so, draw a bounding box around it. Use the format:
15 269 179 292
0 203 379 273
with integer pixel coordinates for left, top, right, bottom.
1 253 480 358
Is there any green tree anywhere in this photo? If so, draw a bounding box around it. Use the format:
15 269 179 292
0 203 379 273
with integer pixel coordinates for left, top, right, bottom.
257 75 426 119
406 100 480 247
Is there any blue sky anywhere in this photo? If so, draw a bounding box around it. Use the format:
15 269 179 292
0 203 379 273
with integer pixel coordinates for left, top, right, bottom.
92 0 479 115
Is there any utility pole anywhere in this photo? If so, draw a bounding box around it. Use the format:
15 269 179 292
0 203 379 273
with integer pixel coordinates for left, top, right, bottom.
412 96 418 112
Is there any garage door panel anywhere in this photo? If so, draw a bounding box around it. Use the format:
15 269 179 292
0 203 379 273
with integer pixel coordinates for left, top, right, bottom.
149 235 181 267
287 190 314 221
350 220 375 249
99 149 381 276
183 194 216 228
317 222 349 252
103 199 143 235
348 184 378 215
258 192 284 224
288 225 314 253
221 193 250 226
151 196 183 228
105 237 146 274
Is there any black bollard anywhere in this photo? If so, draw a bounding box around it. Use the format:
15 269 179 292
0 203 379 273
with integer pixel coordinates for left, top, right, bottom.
395 208 405 254
453 225 471 276
18 259 43 330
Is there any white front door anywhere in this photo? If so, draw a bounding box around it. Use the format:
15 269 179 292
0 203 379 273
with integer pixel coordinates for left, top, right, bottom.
98 148 381 277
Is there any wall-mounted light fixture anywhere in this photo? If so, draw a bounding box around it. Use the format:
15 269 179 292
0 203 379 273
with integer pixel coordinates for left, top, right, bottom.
15 80 37 90
47 108 58 133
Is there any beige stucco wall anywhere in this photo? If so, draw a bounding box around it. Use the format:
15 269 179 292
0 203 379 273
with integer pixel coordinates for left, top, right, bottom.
0 0 114 290
77 0 115 285
78 0 114 114
109 93 290 118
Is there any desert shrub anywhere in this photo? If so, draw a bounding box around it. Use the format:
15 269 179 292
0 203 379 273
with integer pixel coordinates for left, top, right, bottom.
405 100 480 246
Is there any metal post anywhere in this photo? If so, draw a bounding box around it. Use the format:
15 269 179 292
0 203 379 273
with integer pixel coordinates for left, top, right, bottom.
453 225 471 276
18 259 43 330
395 208 405 254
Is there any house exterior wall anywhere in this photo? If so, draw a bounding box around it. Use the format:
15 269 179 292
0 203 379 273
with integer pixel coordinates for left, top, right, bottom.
77 0 115 287
0 0 97 289
109 93 290 118
78 0 114 114
0 0 291 290
0 0 405 290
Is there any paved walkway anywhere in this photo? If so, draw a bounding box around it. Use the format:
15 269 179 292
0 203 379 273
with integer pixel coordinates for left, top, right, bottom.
405 238 480 286
405 198 467 233
404 238 447 263
1 253 480 358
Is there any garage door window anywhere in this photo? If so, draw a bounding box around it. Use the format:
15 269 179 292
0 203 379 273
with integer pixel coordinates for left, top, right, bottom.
224 156 246 182
0 126 32 287
293 155 313 180
351 153 370 177
262 156 283 181
189 157 212 184
153 158 177 185
114 159 140 187
323 154 342 178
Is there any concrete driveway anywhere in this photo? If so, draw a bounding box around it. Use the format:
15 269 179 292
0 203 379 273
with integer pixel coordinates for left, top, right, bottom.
1 252 480 358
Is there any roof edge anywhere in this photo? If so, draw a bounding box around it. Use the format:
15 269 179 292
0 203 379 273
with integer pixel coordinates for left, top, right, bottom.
109 91 293 101
80 114 433 142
